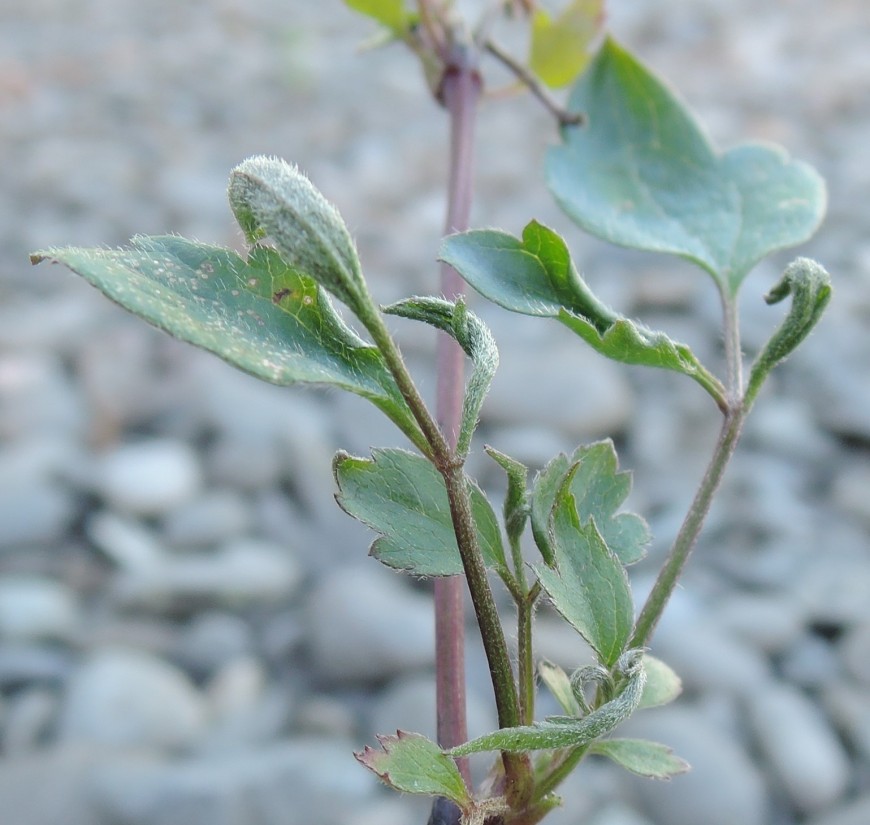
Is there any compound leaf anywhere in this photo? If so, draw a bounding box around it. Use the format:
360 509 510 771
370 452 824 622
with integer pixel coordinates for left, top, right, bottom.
32 238 426 451
356 730 472 807
547 38 826 295
532 472 634 666
333 448 508 578
531 440 649 567
440 222 725 405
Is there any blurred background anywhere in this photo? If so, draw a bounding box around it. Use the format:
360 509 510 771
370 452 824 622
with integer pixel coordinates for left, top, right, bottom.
1 2 869 824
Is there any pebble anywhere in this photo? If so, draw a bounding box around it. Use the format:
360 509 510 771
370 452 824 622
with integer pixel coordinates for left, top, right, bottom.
624 705 766 825
587 803 656 825
746 682 850 814
173 611 254 677
205 434 284 491
831 461 870 526
837 621 870 685
779 633 843 690
93 439 202 516
805 795 870 825
822 681 870 760
85 511 167 572
161 489 252 548
0 479 76 550
0 576 80 642
57 646 207 750
794 553 870 625
0 645 74 689
713 592 805 654
2 686 59 754
112 539 302 610
306 565 435 683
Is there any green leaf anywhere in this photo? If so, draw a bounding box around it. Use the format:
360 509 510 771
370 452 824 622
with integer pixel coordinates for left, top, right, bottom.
344 0 414 34
228 156 370 316
485 446 530 548
745 257 832 407
383 296 498 458
529 0 604 89
449 649 645 755
356 730 472 807
333 448 508 578
440 222 726 405
531 440 650 567
31 238 427 451
590 738 690 779
547 38 826 295
532 469 634 666
539 659 582 716
638 655 682 710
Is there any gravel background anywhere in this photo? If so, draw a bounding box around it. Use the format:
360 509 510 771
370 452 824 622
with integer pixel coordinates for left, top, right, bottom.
1 2 869 824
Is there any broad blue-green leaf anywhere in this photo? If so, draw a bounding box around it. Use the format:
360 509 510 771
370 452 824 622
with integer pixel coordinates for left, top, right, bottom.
440 222 726 405
531 440 650 567
333 448 508 578
547 38 826 295
529 0 604 89
449 650 645 755
228 156 369 316
590 738 690 779
746 257 832 407
638 655 682 710
32 238 427 451
383 296 498 458
533 472 634 666
356 730 472 807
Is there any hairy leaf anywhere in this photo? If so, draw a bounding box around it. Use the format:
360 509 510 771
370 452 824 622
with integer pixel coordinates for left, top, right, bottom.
485 446 530 548
228 156 369 315
384 296 498 458
333 448 508 577
440 222 725 405
356 730 471 806
746 257 832 407
547 38 826 295
538 660 582 716
449 650 645 755
529 0 604 89
590 738 690 779
531 440 649 567
533 470 634 666
32 239 426 450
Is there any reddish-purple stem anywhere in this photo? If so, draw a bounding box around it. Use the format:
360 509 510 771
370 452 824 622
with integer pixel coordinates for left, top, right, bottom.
433 49 481 788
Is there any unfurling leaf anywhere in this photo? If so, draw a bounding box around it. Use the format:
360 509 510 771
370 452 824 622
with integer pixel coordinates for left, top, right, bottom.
485 446 530 548
745 257 832 407
590 738 690 779
31 239 426 451
638 655 682 710
333 449 508 578
531 440 650 567
356 730 472 807
529 0 604 89
532 473 634 666
449 649 645 755
440 222 726 405
547 38 826 295
228 156 370 316
538 660 582 716
383 296 498 458
344 0 415 35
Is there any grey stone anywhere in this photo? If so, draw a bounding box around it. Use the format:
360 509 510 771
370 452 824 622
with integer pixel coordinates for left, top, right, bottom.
0 576 80 642
805 795 870 825
822 681 870 760
205 434 284 491
86 510 167 571
0 743 115 825
794 554 870 625
624 705 767 825
648 616 772 696
58 646 207 750
0 645 73 688
161 489 252 548
0 479 76 549
838 621 870 685
780 634 843 689
93 439 202 516
713 592 805 653
113 539 302 610
746 682 850 814
832 461 870 526
90 738 376 825
306 565 435 682
587 803 655 825
294 695 358 739
2 686 59 754
173 612 254 677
